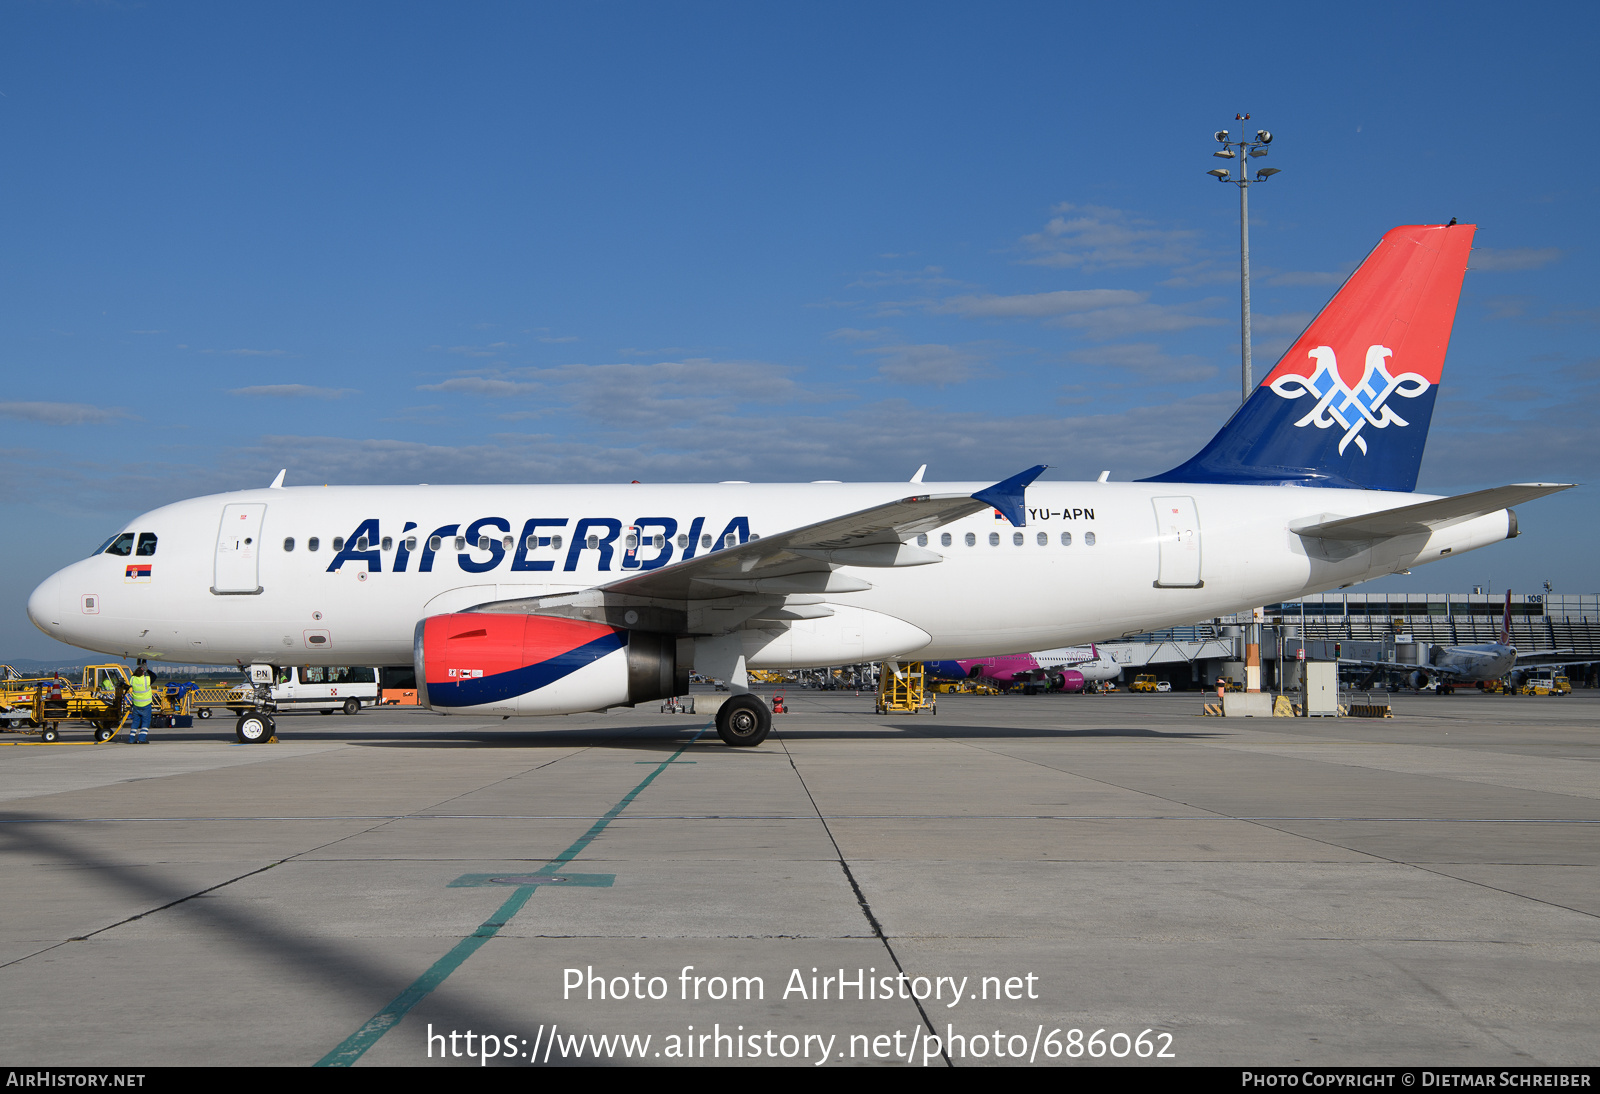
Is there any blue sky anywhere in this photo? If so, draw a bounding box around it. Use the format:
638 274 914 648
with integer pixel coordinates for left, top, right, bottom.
4 1 1597 659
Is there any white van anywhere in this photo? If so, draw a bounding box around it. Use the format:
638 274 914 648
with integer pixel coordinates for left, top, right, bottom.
229 665 380 715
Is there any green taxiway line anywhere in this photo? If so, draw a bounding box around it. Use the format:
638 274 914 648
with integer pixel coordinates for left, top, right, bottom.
315 725 709 1067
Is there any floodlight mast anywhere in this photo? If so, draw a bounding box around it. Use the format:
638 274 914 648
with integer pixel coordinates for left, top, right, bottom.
1209 123 1279 405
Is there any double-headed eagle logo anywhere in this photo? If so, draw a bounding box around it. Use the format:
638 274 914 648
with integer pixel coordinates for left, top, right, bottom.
1269 346 1431 455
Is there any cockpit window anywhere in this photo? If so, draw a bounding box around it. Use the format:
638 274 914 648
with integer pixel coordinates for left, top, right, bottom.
104 533 135 557
135 533 158 557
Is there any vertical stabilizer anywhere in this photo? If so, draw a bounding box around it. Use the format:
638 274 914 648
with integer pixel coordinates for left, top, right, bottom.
1143 223 1475 491
1501 590 1513 646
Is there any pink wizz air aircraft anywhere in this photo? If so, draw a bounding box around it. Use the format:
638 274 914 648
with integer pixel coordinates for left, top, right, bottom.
925 645 1120 692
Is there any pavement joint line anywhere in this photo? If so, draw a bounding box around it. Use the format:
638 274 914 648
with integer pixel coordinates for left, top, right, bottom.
774 727 953 1068
897 723 1600 920
7 814 1600 823
313 722 710 1068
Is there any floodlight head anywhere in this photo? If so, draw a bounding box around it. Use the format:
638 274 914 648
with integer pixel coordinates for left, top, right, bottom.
1213 148 1236 159
1256 167 1281 180
1257 129 1272 144
1214 130 1229 143
1207 168 1231 180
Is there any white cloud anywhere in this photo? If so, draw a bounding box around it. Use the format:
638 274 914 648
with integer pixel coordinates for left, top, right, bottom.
1047 298 1228 340
863 344 984 386
1019 204 1199 270
935 288 1145 319
1471 247 1562 272
848 266 965 289
419 358 811 424
0 401 130 425
1066 343 1217 384
230 385 358 399
1249 311 1314 336
826 327 896 342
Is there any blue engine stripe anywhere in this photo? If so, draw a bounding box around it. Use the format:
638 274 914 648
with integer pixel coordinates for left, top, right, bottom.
430 629 627 708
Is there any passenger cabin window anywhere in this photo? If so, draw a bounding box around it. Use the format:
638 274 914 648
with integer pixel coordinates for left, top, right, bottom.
1085 532 1097 546
1036 532 1047 546
333 537 345 551
429 536 442 551
676 534 689 549
625 534 638 549
356 537 369 551
135 533 158 556
989 532 1000 546
382 537 393 551
941 533 952 547
308 537 320 552
454 537 465 551
964 532 976 546
586 535 599 549
502 535 513 550
526 535 538 550
917 534 928 546
104 533 135 557
283 537 296 552
404 537 416 550
723 533 737 548
477 536 490 550
1012 532 1024 546
551 535 563 550
1060 532 1072 546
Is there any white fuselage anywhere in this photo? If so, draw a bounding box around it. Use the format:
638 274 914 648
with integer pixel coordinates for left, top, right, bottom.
28 479 1516 669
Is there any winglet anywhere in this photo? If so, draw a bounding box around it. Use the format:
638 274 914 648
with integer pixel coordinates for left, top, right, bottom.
972 464 1046 527
268 469 286 489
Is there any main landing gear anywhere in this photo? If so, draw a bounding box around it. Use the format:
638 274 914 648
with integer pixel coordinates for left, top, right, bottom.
715 694 771 747
235 712 275 744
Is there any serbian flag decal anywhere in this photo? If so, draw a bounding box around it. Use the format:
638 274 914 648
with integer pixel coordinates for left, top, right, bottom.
124 564 152 583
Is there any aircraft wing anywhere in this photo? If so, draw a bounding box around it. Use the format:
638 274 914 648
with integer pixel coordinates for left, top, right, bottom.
1292 483 1574 541
1337 657 1468 677
466 465 1046 630
1513 650 1585 665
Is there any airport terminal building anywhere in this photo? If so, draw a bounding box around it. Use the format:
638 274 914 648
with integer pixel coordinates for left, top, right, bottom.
1099 592 1600 690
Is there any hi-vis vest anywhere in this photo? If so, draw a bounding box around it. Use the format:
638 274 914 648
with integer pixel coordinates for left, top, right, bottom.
129 675 153 708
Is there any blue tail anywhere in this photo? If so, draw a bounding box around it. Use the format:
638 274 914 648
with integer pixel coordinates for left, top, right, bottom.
1143 223 1474 492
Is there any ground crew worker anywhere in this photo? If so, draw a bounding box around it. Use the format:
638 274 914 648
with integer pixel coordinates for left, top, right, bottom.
127 667 154 744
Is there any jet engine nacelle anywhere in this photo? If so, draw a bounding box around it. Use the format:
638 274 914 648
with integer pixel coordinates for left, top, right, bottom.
415 614 686 716
1408 670 1431 691
1057 669 1086 693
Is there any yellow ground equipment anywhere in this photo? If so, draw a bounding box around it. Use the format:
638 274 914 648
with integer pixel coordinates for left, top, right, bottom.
876 662 936 715
1131 674 1159 693
0 664 132 742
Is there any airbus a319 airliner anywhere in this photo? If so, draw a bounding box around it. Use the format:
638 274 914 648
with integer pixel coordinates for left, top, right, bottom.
27 224 1570 746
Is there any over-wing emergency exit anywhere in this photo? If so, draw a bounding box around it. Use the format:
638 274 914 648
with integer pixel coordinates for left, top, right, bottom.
28 224 1572 747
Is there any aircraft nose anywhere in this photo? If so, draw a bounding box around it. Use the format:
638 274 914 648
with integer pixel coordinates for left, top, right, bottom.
27 570 64 635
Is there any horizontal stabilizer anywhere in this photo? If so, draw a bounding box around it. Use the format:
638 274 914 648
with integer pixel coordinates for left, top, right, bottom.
1292 483 1574 541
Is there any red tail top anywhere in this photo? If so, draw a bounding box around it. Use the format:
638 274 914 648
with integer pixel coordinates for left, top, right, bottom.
1262 224 1476 392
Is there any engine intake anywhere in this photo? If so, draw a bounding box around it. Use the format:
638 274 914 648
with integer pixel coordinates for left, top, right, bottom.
415 614 686 715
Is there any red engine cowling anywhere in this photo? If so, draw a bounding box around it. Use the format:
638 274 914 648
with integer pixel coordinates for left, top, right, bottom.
414 614 686 716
